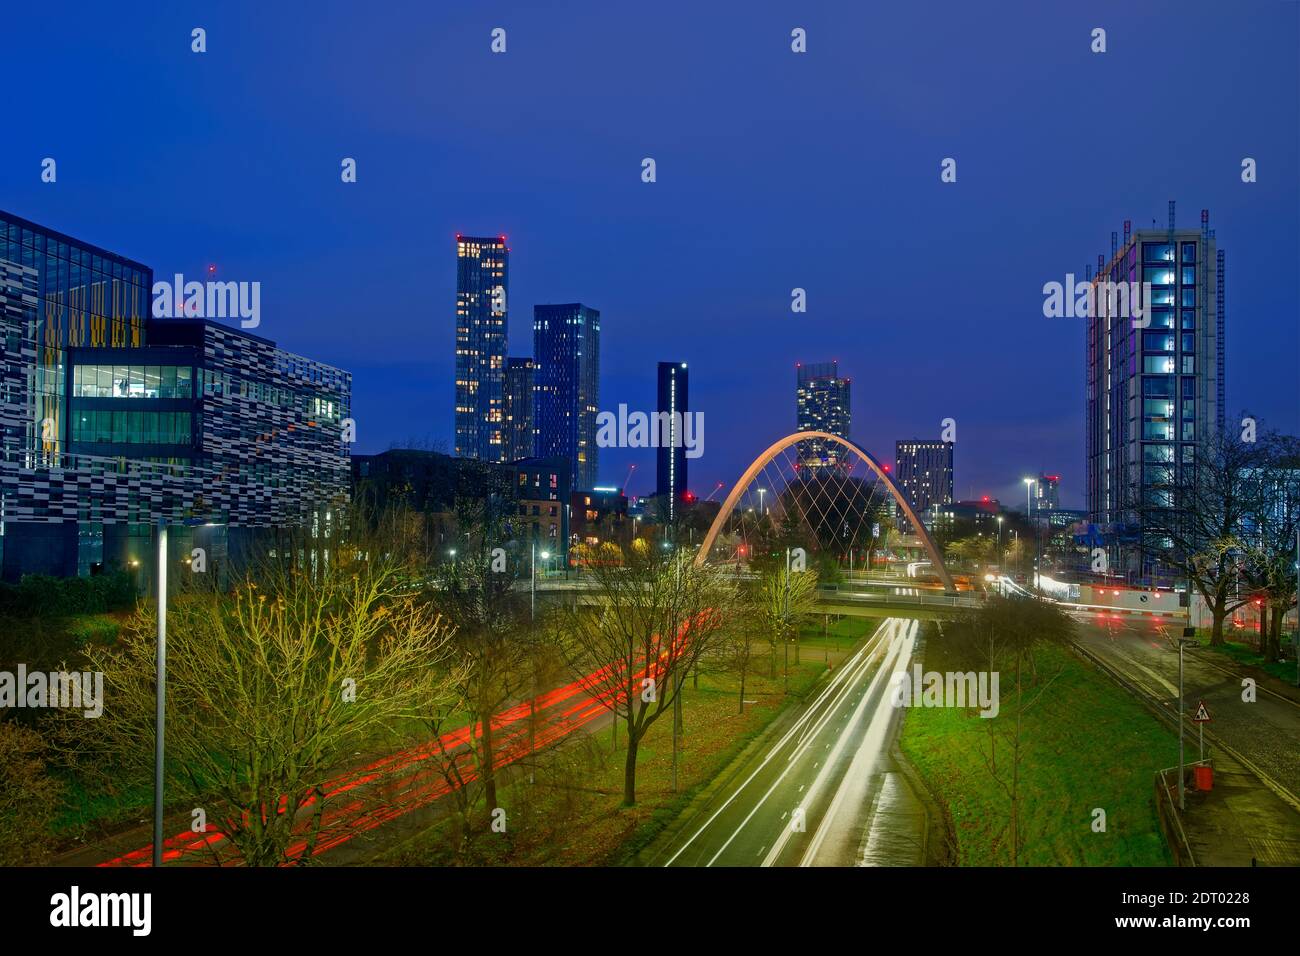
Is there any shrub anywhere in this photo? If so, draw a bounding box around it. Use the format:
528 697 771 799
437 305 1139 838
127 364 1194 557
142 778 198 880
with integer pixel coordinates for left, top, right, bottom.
0 722 62 865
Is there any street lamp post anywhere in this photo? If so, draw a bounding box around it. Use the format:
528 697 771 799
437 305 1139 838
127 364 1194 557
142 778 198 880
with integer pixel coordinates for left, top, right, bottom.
151 515 208 867
1022 478 1038 594
153 519 168 867
758 487 767 517
530 543 551 623
1176 631 1197 811
997 515 1004 579
784 547 791 694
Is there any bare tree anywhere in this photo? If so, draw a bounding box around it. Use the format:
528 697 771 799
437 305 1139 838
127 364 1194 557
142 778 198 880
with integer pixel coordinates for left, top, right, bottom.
66 508 458 866
948 596 1074 866
1239 434 1300 661
756 562 818 685
425 492 534 824
556 546 737 806
1132 422 1266 645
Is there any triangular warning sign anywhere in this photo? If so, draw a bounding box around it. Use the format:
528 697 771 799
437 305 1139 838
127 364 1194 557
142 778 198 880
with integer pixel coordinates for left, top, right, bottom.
1192 700 1211 722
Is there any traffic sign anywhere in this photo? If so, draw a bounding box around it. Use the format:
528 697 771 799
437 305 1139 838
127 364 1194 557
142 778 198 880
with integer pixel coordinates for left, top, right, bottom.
1192 700 1211 723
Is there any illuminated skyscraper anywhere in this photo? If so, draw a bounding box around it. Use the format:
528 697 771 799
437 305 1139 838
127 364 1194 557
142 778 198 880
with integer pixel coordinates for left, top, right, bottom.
1033 474 1061 514
504 357 536 461
454 235 508 461
796 361 851 471
534 303 600 490
655 361 689 520
894 439 953 531
1086 204 1224 577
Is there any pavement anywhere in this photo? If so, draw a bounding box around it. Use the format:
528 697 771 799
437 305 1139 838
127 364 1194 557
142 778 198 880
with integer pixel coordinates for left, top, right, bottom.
1072 613 1300 866
642 618 930 867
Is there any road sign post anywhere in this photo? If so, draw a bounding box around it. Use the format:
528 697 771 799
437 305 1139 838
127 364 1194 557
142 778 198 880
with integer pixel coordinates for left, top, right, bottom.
1192 699 1211 763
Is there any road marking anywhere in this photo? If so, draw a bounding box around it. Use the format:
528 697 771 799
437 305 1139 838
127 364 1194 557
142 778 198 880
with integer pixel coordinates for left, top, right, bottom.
762 623 913 868
662 621 889 866
697 633 893 866
800 619 919 867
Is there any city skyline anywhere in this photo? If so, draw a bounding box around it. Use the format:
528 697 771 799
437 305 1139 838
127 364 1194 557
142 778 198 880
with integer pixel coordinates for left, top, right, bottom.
1 0 1298 897
2 3 1295 510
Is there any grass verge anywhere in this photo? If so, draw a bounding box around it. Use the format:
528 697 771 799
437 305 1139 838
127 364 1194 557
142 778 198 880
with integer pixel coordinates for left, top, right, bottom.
899 624 1175 866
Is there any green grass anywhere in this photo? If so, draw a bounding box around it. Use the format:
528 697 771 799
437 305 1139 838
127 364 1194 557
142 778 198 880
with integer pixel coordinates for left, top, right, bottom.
63 614 122 648
900 630 1176 867
51 774 153 841
1193 627 1299 685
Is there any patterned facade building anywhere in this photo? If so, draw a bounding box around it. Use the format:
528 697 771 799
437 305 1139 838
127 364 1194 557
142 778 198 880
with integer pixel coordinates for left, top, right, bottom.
0 211 351 583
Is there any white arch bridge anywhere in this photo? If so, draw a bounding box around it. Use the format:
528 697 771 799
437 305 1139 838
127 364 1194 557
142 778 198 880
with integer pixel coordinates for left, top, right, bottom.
689 430 957 594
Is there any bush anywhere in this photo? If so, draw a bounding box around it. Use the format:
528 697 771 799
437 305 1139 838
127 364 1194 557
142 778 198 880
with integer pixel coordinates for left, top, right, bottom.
0 572 137 617
65 615 121 647
0 722 62 864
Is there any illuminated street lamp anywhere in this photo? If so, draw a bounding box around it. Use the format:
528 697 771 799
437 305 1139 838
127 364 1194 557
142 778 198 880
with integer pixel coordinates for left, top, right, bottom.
997 515 1004 577
1022 478 1038 593
530 542 550 622
152 516 212 867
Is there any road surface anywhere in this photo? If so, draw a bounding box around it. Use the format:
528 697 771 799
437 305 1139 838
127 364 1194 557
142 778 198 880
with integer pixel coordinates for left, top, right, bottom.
650 618 927 867
1072 614 1300 808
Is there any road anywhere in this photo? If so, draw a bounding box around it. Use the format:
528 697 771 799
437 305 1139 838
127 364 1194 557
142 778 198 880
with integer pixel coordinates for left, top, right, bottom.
1071 613 1300 809
649 618 927 867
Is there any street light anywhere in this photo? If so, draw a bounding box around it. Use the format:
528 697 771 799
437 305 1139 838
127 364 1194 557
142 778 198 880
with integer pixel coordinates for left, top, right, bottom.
1176 629 1198 810
758 488 767 516
996 516 1004 579
531 543 550 623
152 515 210 867
152 520 167 867
1022 478 1037 593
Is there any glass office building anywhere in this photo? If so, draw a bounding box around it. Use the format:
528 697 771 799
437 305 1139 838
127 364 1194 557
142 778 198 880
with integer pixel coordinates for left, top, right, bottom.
894 439 954 532
0 211 151 466
1085 205 1224 578
1 210 351 583
534 303 600 491
655 361 689 520
504 356 536 462
796 361 851 471
454 235 509 461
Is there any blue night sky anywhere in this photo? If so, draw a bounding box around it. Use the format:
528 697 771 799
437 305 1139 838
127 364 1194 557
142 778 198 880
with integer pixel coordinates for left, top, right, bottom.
4 1 1297 508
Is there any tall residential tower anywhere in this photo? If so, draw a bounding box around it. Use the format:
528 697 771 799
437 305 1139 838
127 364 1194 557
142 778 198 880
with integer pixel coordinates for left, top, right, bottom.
895 439 954 531
534 303 600 490
795 361 851 471
1085 204 1224 577
504 357 536 461
655 361 689 520
454 235 508 461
